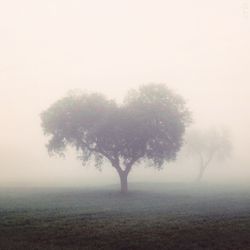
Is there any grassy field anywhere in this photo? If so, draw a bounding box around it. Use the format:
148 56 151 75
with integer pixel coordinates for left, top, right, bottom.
0 183 250 250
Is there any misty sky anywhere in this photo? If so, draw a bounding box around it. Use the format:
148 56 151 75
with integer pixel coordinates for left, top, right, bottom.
0 0 249 186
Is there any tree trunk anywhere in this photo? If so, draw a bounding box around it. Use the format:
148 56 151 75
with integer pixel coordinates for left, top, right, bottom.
196 153 214 182
196 165 206 182
119 172 128 194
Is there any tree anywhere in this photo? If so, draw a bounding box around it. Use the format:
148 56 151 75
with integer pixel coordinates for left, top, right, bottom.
185 128 232 181
41 84 191 193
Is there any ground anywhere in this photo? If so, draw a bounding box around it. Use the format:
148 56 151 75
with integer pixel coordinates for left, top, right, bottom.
0 183 250 250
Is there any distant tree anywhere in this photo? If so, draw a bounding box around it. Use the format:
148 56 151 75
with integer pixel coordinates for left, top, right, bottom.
185 128 232 181
41 84 191 193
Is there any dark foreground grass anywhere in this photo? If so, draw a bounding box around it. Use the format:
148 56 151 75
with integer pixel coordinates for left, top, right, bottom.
0 183 250 250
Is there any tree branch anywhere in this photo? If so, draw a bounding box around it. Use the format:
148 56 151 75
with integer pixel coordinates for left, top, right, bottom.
79 140 123 173
124 152 145 175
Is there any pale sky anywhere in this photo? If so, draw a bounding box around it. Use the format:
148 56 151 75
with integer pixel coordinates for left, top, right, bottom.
0 0 249 186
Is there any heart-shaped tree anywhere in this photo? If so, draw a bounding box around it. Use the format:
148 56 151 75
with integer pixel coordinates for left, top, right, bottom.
41 84 191 193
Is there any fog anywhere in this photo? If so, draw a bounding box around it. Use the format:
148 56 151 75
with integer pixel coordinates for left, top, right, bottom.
0 0 249 187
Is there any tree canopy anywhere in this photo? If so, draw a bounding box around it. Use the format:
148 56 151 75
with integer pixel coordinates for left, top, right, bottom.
185 128 232 181
41 84 191 192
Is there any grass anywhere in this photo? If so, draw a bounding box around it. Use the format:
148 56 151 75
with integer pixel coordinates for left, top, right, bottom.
0 183 250 249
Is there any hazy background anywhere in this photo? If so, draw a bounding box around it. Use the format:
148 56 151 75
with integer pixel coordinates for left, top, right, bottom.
0 0 249 187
